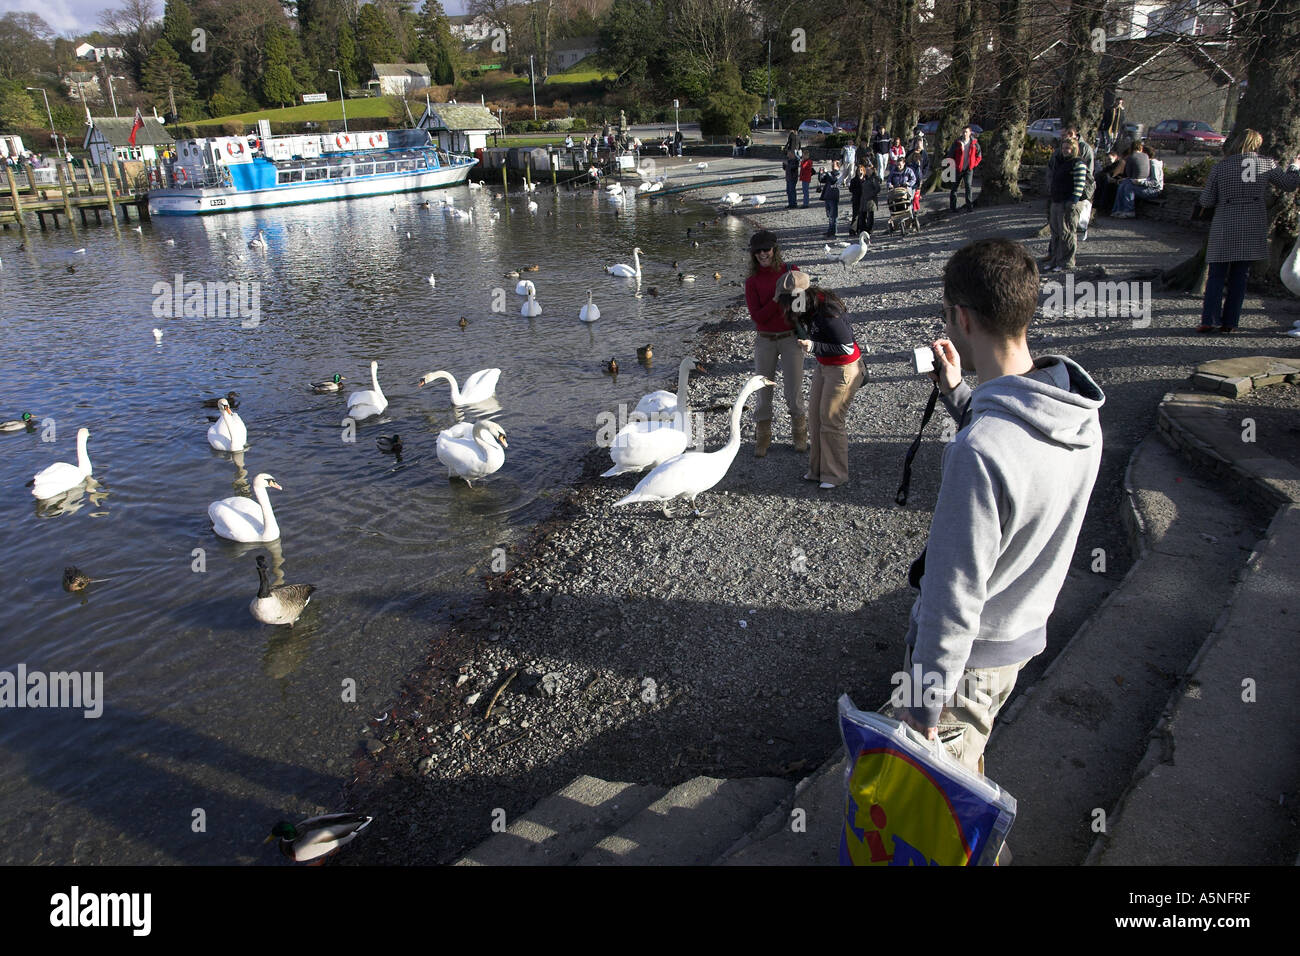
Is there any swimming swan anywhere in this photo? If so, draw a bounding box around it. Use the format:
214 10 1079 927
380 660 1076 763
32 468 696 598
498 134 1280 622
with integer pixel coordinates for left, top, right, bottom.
579 290 600 322
436 420 508 485
606 247 643 279
29 427 92 499
613 376 772 517
208 472 281 542
416 368 501 405
521 290 542 316
206 397 248 451
344 361 388 422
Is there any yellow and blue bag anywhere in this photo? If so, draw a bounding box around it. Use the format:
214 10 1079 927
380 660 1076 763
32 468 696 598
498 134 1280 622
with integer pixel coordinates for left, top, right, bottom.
838 694 1016 866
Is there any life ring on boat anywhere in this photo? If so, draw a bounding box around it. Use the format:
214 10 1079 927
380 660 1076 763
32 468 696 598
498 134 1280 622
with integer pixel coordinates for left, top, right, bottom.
226 141 244 156
368 134 381 147
336 133 352 148
175 166 188 185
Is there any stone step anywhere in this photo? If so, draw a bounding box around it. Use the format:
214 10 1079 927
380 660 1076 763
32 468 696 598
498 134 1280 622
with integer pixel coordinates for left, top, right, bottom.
577 775 794 866
1088 504 1300 865
721 756 844 866
454 775 666 866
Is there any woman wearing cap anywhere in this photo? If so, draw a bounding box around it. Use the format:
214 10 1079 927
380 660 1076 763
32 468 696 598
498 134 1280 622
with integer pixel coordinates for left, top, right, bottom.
775 271 866 488
745 230 807 457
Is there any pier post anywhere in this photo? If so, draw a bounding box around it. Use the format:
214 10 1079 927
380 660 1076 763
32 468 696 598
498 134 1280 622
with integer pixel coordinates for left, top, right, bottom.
550 148 557 189
4 164 24 230
83 160 95 195
56 162 77 231
100 163 117 219
501 157 508 196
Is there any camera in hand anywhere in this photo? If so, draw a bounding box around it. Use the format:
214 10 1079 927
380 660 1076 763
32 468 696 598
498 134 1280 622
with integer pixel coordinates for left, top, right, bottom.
912 345 936 375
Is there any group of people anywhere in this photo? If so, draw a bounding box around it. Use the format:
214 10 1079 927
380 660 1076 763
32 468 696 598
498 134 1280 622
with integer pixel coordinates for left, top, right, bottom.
743 228 1106 779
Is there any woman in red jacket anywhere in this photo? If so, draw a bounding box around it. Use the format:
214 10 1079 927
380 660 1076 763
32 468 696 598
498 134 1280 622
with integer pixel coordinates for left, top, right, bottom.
744 230 807 457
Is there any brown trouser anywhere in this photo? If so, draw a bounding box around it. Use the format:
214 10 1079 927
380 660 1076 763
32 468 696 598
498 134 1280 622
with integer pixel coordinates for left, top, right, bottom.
753 332 806 422
1048 200 1081 269
808 359 865 485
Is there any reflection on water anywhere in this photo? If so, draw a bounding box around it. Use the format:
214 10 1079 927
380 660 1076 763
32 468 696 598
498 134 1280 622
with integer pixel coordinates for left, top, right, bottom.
0 180 753 862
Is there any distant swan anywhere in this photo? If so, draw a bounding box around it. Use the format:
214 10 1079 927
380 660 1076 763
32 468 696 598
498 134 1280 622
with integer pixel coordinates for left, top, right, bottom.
206 397 248 451
606 247 642 279
344 361 388 422
416 368 501 405
248 230 267 249
579 290 600 322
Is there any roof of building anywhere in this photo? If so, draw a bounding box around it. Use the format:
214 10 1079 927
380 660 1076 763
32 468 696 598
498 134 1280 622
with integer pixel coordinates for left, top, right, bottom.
372 63 432 78
86 116 175 147
419 104 503 132
550 37 600 53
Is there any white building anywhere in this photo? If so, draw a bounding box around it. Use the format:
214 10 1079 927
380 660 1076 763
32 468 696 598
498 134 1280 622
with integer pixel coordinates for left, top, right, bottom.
1108 1 1233 40
548 37 600 73
74 42 125 62
448 14 496 43
416 103 503 154
370 63 433 96
83 115 175 166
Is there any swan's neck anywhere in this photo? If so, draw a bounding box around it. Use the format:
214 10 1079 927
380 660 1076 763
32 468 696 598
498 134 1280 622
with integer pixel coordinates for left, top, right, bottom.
472 424 496 455
633 250 641 274
254 483 279 538
676 361 693 408
586 291 593 306
431 371 461 402
726 383 761 452
76 433 92 474
370 365 384 401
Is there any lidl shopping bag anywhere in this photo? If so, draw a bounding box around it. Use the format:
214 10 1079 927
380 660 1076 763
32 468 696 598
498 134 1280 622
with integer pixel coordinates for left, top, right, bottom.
838 694 1017 866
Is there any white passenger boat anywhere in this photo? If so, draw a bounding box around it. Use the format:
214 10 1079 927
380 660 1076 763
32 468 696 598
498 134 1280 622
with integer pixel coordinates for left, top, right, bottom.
149 128 475 216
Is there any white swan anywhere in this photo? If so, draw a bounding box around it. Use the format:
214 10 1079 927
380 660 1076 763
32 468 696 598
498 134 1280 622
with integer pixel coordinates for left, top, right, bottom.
614 375 772 517
29 427 92 499
428 274 437 287
436 420 508 485
579 290 600 323
605 182 624 195
719 192 742 206
1282 237 1300 297
697 162 709 170
153 328 163 343
840 231 871 265
746 195 766 206
206 397 248 451
635 355 699 420
209 472 281 542
248 230 266 250
527 200 538 213
606 247 643 279
603 411 693 477
345 360 388 422
645 181 663 192
521 290 542 316
515 279 536 296
416 368 501 405
637 181 653 193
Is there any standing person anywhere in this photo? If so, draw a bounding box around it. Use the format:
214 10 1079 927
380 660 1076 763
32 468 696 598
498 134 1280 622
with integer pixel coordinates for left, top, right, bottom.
783 149 800 208
1043 127 1095 257
889 137 905 167
799 154 814 207
893 237 1104 776
905 149 927 212
775 271 867 489
820 159 842 237
1196 129 1300 334
1099 96 1125 153
842 139 857 183
947 125 982 212
873 125 892 180
673 128 683 157
1094 148 1124 216
908 125 926 157
849 161 880 236
784 128 799 156
744 230 808 457
1044 139 1087 273
1112 146 1163 218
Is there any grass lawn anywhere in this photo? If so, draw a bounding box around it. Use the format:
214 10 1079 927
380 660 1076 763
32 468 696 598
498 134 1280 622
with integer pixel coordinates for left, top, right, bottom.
207 99 397 127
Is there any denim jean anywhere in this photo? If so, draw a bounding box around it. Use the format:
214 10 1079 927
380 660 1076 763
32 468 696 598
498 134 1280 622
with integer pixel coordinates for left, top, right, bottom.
1201 260 1251 329
949 168 973 209
1113 179 1160 215
786 177 797 207
801 180 810 206
824 197 839 234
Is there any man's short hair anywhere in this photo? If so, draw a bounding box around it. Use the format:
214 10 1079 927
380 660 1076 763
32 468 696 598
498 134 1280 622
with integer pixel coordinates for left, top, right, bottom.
943 239 1039 339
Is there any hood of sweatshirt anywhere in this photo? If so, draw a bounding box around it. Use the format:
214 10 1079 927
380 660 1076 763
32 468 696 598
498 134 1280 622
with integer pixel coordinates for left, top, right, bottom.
970 355 1104 449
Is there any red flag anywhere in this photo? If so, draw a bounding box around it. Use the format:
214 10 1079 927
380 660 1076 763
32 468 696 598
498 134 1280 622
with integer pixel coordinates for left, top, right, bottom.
128 107 144 146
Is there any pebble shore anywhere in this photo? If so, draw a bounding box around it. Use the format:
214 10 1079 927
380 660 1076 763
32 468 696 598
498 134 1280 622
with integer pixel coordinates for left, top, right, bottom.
341 159 1300 864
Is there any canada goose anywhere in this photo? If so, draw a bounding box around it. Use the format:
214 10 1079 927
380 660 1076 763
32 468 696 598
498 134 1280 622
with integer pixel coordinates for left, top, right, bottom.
250 557 315 627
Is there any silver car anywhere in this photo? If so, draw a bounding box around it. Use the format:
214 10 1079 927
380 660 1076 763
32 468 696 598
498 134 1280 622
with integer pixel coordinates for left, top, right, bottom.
1027 117 1064 144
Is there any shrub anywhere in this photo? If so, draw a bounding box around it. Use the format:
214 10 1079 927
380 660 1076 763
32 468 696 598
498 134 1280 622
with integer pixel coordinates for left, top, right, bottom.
824 134 853 150
1166 156 1214 187
570 117 587 131
221 120 245 136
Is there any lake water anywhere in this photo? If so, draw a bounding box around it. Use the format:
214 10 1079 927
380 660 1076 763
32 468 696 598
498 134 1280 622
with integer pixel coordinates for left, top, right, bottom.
0 179 753 863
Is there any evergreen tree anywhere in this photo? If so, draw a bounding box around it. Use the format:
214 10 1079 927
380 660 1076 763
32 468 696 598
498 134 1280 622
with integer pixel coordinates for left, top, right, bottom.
142 37 198 113
260 28 299 107
700 63 759 139
161 0 196 68
337 20 359 89
207 73 249 118
356 2 399 79
0 81 44 131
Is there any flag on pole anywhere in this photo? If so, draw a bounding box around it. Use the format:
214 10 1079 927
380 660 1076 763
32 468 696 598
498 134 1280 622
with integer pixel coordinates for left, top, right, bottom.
128 107 144 146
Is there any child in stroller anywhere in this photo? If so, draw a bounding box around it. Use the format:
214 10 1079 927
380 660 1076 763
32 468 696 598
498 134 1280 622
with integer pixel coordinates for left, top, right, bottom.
884 156 921 233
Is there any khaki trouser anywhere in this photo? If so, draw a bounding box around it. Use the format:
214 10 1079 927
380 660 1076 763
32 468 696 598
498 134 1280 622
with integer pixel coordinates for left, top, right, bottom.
753 333 806 422
894 647 1029 775
808 359 865 485
1048 200 1081 269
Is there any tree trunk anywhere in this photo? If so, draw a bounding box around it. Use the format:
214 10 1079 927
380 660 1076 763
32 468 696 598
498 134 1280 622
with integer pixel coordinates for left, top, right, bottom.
1161 239 1207 295
1060 0 1106 144
976 0 1030 206
925 0 977 193
887 0 919 139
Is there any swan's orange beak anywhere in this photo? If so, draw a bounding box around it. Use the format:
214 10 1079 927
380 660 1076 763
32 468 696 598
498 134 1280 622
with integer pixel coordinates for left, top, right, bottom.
268 480 282 491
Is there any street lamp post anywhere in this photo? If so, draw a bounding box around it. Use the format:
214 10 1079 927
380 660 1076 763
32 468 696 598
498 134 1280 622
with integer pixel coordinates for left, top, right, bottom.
674 99 679 134
107 75 125 118
529 55 537 122
26 87 55 144
327 69 348 132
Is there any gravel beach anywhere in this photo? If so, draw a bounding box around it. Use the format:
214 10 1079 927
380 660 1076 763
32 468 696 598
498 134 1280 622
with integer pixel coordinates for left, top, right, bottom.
340 158 1300 865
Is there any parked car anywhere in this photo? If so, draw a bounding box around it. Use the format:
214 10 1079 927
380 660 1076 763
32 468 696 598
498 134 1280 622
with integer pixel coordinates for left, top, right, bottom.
1122 121 1146 142
834 118 858 133
798 118 835 140
917 121 983 137
1027 117 1064 144
1147 119 1226 154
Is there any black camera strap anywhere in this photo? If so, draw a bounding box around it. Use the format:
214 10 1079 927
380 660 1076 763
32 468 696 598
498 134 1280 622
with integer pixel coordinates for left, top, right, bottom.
895 384 940 506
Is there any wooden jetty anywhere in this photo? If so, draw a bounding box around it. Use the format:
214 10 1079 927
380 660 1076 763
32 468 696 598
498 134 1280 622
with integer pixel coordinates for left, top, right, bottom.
1 159 150 232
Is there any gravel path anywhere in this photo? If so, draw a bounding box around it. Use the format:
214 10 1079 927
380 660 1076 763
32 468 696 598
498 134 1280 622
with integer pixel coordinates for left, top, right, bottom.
341 160 1300 865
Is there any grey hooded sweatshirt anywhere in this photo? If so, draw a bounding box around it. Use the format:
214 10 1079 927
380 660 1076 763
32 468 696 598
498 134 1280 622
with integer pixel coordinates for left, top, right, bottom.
904 355 1104 727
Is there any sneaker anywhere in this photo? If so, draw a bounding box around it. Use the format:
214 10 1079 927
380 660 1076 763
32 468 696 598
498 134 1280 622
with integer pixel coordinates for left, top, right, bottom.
819 482 838 490
1196 324 1215 333
802 472 820 482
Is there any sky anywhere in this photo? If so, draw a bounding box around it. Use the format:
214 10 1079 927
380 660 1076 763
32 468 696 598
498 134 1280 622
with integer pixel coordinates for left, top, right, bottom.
1 0 470 38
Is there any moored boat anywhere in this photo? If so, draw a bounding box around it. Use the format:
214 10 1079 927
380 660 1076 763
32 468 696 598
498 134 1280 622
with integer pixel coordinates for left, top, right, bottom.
149 128 475 216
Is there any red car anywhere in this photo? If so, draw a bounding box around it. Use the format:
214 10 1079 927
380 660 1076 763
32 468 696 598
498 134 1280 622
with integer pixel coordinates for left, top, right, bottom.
1147 119 1227 154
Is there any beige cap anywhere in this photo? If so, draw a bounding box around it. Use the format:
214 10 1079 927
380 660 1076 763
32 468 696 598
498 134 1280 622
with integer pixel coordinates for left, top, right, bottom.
775 270 810 296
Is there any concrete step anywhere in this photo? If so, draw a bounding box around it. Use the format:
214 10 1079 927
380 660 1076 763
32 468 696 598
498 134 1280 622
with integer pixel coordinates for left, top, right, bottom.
1088 504 1300 865
984 432 1264 864
454 775 666 866
577 775 793 866
721 756 843 865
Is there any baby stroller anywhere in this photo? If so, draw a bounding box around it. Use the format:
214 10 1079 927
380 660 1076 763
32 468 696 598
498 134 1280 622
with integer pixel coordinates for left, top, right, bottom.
886 186 921 234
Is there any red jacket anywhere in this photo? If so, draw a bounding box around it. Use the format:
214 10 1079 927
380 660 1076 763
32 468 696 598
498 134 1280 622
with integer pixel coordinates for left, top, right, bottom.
950 137 982 172
745 263 800 334
799 159 814 182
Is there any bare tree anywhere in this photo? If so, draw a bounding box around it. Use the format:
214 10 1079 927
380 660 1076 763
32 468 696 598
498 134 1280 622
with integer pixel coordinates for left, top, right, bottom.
1059 0 1107 142
976 0 1031 205
886 0 920 138
925 0 978 192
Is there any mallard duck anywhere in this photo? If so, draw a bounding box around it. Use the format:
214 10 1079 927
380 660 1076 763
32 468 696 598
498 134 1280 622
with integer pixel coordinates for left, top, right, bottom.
0 412 34 432
605 358 619 375
637 345 653 362
678 273 696 282
62 566 107 592
375 434 403 455
268 813 372 863
458 316 469 329
523 264 540 272
250 555 315 627
201 390 240 410
713 272 722 280
505 270 521 278
646 287 659 297
311 374 345 393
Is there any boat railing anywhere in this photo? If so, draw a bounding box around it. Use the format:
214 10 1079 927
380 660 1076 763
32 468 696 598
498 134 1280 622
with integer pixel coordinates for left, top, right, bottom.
158 162 229 189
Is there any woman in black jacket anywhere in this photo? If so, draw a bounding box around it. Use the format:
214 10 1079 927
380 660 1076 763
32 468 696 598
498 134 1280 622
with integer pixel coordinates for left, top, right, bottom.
848 162 880 236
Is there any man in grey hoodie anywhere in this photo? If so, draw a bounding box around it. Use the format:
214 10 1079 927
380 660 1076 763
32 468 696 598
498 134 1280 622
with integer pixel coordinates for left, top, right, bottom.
895 237 1105 775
